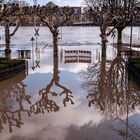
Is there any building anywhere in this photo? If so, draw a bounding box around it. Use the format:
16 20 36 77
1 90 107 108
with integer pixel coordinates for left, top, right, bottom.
45 2 82 25
0 1 88 26
5 0 29 7
0 0 4 3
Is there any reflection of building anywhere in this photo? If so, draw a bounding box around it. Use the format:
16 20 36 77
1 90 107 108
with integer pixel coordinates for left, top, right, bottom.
62 50 91 63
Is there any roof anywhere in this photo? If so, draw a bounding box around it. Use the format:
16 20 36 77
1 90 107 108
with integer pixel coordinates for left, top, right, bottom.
46 1 57 7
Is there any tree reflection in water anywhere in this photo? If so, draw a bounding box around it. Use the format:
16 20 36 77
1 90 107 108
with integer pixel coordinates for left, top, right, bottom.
82 54 140 117
82 56 109 110
30 45 74 114
0 45 74 133
81 48 140 139
0 72 31 133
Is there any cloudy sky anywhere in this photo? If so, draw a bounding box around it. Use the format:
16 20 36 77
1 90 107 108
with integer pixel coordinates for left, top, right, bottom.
26 0 83 6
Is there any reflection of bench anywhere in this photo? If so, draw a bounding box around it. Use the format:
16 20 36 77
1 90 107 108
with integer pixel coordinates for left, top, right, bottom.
17 50 31 59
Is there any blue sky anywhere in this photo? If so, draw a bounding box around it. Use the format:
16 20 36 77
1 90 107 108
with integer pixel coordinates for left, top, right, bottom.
26 0 83 6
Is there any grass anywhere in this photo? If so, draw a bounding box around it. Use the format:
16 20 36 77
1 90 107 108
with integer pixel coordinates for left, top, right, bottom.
0 57 25 71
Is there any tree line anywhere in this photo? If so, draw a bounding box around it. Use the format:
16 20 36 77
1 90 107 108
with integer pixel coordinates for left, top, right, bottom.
0 3 74 57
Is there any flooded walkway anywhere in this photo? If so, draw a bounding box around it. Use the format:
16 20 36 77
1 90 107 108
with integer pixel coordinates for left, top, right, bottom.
0 27 140 140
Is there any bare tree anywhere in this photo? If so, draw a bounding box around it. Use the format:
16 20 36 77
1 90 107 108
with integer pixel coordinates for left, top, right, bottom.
0 4 22 57
0 4 74 57
109 0 139 44
85 0 118 57
85 0 140 53
3 16 21 57
34 5 74 49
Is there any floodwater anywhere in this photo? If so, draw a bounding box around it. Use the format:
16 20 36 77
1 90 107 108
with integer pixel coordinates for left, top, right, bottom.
0 26 140 140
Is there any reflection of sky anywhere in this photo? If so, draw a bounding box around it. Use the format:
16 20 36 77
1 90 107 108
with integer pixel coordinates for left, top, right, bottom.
1 109 140 140
0 26 140 139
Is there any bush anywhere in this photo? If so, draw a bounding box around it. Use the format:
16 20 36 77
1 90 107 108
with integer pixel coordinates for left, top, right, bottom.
130 57 140 74
131 58 140 64
0 57 25 71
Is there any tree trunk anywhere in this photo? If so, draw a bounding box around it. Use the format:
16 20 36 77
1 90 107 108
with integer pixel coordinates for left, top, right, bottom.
117 44 122 56
53 30 59 82
98 56 106 110
5 23 11 57
100 26 107 57
116 27 125 56
117 27 123 45
101 40 106 57
53 30 59 58
53 43 59 83
101 32 107 57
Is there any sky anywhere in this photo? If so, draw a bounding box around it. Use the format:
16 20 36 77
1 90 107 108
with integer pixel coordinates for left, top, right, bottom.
26 0 83 6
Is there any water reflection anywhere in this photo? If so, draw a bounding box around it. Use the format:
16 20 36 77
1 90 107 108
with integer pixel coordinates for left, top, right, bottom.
0 72 31 133
82 54 140 117
0 26 140 139
30 46 74 114
81 49 140 139
0 45 75 133
31 46 41 71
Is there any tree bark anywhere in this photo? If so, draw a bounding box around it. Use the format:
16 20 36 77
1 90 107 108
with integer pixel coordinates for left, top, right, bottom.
100 26 107 57
53 42 59 83
98 56 106 110
5 22 11 57
117 27 124 45
101 40 106 57
52 29 59 58
117 44 122 56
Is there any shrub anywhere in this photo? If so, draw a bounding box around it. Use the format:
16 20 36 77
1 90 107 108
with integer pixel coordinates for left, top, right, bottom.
0 57 25 71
